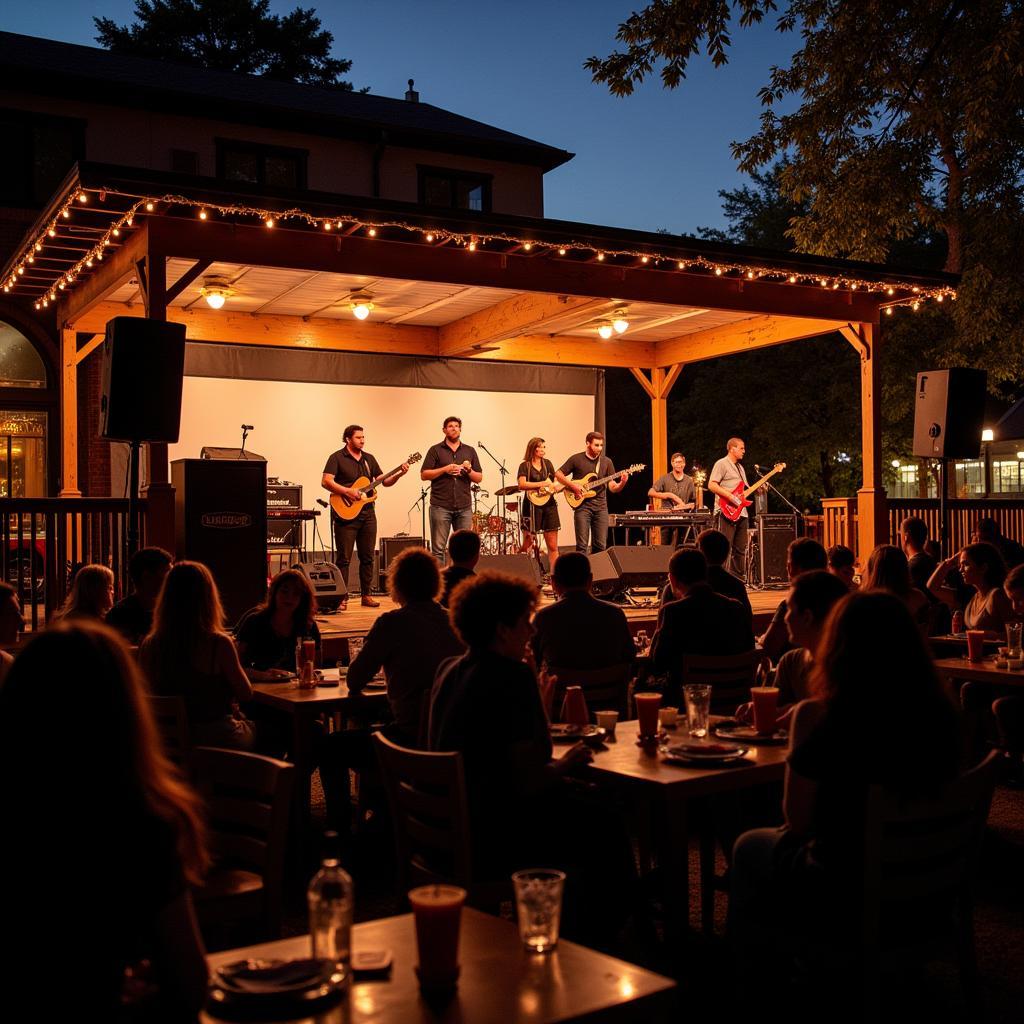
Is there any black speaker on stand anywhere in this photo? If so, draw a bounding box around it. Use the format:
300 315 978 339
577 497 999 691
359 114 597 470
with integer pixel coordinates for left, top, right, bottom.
758 515 796 589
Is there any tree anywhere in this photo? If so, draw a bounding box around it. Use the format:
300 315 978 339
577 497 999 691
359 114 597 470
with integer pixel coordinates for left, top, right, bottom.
95 0 357 89
586 1 1024 386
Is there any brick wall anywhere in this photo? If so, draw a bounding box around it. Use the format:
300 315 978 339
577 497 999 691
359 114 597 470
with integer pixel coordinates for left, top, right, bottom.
77 348 111 496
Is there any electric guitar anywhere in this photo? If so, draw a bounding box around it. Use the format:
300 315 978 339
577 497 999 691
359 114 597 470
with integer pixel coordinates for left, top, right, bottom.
330 452 422 521
563 463 646 510
716 462 786 522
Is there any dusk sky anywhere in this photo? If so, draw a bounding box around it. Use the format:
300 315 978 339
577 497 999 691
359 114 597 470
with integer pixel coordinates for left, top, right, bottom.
2 2 798 235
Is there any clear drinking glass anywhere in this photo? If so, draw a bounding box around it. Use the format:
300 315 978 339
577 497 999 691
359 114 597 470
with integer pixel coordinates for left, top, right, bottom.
1006 622 1022 659
684 684 712 738
347 636 364 664
635 630 649 653
512 869 566 953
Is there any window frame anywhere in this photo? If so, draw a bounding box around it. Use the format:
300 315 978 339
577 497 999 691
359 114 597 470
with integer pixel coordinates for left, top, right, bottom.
417 165 493 213
0 107 86 207
215 137 309 190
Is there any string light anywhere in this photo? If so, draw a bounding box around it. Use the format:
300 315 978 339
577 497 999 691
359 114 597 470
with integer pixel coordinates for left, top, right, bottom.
2 184 957 312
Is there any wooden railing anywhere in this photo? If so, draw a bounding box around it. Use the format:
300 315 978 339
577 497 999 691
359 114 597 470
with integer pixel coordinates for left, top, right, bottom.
1 498 146 629
818 496 1024 563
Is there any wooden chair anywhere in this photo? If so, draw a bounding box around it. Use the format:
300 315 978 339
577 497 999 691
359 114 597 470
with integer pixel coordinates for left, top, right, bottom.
548 662 633 718
150 695 190 767
190 746 295 943
680 650 770 714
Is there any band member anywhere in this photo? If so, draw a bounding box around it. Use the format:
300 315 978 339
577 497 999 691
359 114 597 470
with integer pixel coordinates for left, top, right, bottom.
648 452 696 548
556 431 628 555
322 425 409 611
517 437 561 576
708 436 749 577
420 416 483 561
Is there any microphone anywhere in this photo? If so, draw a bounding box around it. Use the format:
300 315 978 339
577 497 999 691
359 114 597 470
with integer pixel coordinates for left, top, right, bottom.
316 498 328 507
241 424 254 431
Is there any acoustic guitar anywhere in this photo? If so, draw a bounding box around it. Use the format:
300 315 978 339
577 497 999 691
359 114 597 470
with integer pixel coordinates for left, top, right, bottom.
330 452 421 521
563 463 646 510
716 462 786 522
525 479 566 507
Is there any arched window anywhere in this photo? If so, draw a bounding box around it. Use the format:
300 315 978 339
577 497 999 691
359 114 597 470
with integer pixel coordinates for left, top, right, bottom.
0 320 51 496
0 320 47 389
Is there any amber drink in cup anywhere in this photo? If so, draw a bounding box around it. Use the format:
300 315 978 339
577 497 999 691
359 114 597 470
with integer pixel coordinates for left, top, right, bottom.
409 884 465 993
750 686 780 735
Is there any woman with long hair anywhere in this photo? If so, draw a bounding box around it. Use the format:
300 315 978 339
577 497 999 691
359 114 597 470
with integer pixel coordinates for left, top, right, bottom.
862 544 929 629
140 560 256 750
927 540 1013 637
59 563 115 621
0 621 209 1016
730 590 961 986
517 436 561 577
235 568 321 680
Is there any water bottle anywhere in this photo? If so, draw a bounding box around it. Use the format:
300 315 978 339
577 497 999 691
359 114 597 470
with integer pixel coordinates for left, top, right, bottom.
308 832 353 978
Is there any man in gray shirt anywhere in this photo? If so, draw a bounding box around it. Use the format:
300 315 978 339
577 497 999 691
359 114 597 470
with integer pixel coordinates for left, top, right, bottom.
648 452 696 547
708 437 750 577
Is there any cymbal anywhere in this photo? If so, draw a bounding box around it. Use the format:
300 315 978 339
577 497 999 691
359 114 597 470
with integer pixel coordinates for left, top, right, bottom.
495 485 521 496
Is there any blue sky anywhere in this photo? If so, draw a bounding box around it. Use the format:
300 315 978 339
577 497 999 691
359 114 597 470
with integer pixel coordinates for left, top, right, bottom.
3 1 799 234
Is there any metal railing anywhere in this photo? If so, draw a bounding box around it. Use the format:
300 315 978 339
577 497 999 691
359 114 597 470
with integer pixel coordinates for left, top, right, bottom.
1 498 146 629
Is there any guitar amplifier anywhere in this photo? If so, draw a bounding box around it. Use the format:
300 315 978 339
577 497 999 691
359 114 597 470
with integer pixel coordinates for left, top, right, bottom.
292 560 347 611
758 515 797 586
379 536 427 589
267 484 302 509
267 484 303 548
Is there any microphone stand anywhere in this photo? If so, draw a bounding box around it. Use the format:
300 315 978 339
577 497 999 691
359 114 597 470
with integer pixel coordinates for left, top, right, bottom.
477 441 508 553
410 486 430 546
239 425 250 459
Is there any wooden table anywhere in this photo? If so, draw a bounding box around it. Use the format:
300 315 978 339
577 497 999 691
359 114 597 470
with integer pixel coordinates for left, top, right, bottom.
203 908 677 1024
934 656 1024 688
584 718 788 941
251 671 389 858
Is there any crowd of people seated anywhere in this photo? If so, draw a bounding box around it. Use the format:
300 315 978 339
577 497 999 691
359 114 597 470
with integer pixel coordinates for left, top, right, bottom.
2 510 1022 1013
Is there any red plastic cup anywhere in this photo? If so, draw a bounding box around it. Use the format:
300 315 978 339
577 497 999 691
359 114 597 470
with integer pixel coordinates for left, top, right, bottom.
634 692 662 738
560 685 589 726
302 639 316 667
750 686 780 735
409 884 465 993
966 630 986 662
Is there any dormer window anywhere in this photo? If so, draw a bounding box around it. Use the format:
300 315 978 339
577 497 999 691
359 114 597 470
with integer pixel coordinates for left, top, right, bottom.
418 166 492 213
216 139 308 190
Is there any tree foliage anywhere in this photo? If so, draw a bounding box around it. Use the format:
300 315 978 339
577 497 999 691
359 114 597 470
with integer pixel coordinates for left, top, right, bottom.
587 1 1024 385
95 0 357 89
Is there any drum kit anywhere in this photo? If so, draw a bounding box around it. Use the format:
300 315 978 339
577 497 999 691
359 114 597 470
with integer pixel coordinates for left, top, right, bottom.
470 483 526 554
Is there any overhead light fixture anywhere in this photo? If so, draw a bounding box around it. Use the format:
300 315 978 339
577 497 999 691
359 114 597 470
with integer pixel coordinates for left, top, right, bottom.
349 289 375 320
597 322 615 340
200 275 234 310
611 308 630 334
982 428 994 442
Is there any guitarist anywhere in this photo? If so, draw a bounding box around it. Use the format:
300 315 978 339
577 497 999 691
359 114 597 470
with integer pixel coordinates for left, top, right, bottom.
556 431 628 555
517 436 561 576
322 425 410 611
707 436 750 578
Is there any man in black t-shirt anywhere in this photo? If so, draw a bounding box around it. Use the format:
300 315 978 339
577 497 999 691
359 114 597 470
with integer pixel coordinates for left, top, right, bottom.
420 416 483 561
322 425 409 610
555 431 628 554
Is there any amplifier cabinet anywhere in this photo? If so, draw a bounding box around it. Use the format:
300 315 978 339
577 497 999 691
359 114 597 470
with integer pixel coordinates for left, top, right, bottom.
758 515 797 586
267 484 302 509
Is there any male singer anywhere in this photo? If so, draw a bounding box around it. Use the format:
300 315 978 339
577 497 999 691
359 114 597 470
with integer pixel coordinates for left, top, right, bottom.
420 416 483 561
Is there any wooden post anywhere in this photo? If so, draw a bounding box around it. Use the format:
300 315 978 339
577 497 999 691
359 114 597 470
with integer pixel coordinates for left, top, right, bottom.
841 323 887 563
59 327 81 497
630 364 684 480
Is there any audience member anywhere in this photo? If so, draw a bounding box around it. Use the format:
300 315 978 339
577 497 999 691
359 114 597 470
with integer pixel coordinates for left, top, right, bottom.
140 561 257 750
699 528 754 621
531 552 635 672
0 581 25 685
758 538 828 662
863 544 929 629
649 548 754 704
235 569 321 679
899 515 937 592
106 546 173 645
320 548 464 831
429 572 633 945
59 563 115 622
826 544 857 589
439 529 480 607
729 591 961 991
927 541 1013 637
972 516 1024 570
0 621 209 1017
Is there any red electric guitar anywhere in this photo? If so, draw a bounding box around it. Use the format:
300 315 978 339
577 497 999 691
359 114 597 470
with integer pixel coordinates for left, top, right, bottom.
717 462 786 522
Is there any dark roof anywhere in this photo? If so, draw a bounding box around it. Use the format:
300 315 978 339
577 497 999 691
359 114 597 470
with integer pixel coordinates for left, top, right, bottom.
0 31 573 172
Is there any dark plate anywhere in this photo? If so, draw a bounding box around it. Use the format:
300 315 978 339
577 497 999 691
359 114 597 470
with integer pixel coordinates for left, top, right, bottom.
714 722 788 744
550 723 605 745
208 958 346 1019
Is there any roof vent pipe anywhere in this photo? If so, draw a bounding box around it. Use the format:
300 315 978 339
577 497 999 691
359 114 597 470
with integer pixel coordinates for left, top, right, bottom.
405 79 419 103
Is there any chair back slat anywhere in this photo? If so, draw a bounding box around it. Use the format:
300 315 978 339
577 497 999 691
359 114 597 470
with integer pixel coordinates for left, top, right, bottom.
680 651 768 712
150 695 190 765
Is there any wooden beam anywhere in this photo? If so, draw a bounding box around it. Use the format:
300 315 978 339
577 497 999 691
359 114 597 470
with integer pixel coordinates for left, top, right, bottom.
853 321 887 561
660 362 684 398
386 286 476 324
655 315 846 366
59 328 80 496
465 333 657 369
438 293 606 357
73 301 439 357
630 368 657 399
74 333 104 366
624 308 710 336
59 222 149 326
166 259 213 305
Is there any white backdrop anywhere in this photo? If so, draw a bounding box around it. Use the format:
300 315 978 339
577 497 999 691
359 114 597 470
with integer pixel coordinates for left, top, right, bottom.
169 375 597 549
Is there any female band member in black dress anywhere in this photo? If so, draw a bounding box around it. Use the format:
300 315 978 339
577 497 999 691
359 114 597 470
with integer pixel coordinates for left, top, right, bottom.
517 437 561 577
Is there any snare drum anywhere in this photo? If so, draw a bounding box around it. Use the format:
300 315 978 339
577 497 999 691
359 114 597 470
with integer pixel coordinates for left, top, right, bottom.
487 515 506 533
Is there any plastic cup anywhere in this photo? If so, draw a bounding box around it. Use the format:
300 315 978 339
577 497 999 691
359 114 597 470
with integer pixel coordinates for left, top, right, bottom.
658 706 679 729
966 629 986 662
302 638 316 667
595 710 618 739
512 869 565 953
684 684 712 738
409 884 465 993
750 686 780 735
634 692 662 738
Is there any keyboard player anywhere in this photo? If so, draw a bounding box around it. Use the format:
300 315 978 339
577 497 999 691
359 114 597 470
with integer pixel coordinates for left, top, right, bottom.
647 453 696 548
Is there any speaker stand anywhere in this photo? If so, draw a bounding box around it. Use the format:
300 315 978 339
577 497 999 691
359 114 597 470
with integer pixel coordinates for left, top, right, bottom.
127 439 141 558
